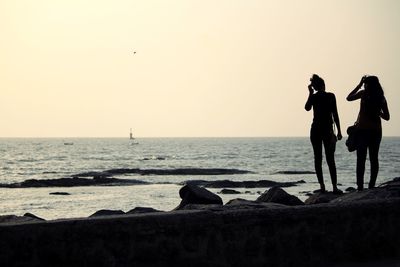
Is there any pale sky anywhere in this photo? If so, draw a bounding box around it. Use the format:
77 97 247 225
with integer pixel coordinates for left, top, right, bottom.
1 0 399 137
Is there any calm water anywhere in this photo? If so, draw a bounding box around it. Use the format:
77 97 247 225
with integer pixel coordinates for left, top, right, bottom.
1 137 399 219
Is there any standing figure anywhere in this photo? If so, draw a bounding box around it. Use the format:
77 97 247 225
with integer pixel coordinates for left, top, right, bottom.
305 74 343 193
346 75 390 190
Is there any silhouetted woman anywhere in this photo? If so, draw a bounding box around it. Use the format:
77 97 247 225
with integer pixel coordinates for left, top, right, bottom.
305 74 342 193
347 75 390 190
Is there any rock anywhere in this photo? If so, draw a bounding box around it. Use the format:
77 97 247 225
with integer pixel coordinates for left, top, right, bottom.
218 189 241 194
49 192 71 195
345 187 356 192
175 184 223 210
225 198 286 210
317 178 400 204
257 187 304 206
89 210 125 217
183 179 305 188
304 192 342 205
0 177 149 188
24 213 45 221
0 214 44 224
127 207 162 214
177 204 224 211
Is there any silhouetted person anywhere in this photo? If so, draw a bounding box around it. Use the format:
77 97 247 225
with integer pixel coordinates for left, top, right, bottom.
347 75 390 191
305 74 342 193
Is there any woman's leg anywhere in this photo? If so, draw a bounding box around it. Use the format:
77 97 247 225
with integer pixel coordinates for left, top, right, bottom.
323 136 338 191
311 130 325 191
368 131 382 189
356 132 368 191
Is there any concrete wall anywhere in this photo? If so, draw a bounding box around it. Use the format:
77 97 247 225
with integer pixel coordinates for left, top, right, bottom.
1 199 400 267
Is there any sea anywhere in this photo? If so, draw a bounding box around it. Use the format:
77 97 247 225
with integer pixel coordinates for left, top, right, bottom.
1 137 399 220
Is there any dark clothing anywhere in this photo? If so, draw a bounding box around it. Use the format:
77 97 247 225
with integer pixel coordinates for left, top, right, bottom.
309 92 337 130
358 94 387 130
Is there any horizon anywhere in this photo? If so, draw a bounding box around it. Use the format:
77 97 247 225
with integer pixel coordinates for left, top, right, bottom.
1 135 400 139
1 0 399 137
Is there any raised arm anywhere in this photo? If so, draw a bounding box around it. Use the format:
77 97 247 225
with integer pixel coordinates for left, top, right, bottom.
331 94 342 140
305 84 314 111
381 97 390 121
347 76 366 101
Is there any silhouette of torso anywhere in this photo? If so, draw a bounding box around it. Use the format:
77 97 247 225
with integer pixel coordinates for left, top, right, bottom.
358 93 386 130
309 91 335 131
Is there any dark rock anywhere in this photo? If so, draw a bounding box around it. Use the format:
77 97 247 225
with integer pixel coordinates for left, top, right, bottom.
0 168 253 188
218 189 241 194
72 171 113 178
225 198 286 210
304 192 342 205
89 210 125 217
127 207 162 214
141 157 166 161
49 192 71 195
345 187 356 192
177 204 224 211
0 177 149 188
0 214 44 224
183 179 305 188
331 188 400 204
257 187 304 206
175 184 223 210
306 178 400 205
24 213 45 221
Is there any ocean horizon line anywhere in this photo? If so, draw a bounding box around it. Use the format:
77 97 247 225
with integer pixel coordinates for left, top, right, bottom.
1 136 400 139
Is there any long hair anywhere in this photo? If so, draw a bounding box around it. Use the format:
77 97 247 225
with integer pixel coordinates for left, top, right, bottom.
311 74 325 91
363 76 384 117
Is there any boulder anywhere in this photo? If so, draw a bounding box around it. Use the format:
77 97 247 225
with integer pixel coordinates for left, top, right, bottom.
304 193 342 205
177 204 223 211
89 209 125 217
225 198 286 210
127 207 162 214
23 213 45 221
182 179 306 188
175 184 223 210
345 187 357 192
257 187 304 206
0 214 44 224
218 189 241 194
330 178 400 204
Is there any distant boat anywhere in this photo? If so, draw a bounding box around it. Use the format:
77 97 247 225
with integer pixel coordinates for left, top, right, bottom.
130 128 139 145
64 142 74 146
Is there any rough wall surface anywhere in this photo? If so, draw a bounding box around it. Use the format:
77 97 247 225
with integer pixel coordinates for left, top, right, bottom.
1 199 400 267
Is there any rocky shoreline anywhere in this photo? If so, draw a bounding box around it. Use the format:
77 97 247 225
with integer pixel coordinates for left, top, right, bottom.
1 177 399 266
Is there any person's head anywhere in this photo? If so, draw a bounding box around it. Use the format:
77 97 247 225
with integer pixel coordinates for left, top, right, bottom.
310 74 325 91
364 75 384 98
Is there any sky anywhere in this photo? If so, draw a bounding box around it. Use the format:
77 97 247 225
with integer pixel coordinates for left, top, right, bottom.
0 0 399 137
